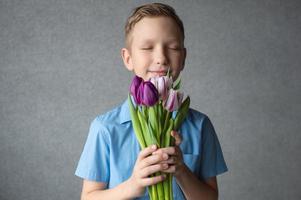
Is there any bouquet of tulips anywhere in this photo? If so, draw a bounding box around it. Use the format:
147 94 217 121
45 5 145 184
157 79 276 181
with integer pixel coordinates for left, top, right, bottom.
128 70 190 200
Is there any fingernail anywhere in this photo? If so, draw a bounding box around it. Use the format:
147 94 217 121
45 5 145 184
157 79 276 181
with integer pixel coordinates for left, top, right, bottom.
163 153 168 159
151 145 157 150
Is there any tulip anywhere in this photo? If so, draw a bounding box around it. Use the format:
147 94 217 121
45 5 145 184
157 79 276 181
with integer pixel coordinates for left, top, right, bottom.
150 76 173 102
130 76 159 106
130 76 144 105
164 89 184 112
128 74 190 200
140 81 159 106
130 75 159 106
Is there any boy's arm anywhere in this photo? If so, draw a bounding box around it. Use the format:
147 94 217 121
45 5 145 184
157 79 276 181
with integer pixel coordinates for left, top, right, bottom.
175 165 219 200
81 179 133 200
80 145 169 200
156 131 219 200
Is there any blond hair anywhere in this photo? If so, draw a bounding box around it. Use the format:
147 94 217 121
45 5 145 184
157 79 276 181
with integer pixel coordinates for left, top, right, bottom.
124 3 185 49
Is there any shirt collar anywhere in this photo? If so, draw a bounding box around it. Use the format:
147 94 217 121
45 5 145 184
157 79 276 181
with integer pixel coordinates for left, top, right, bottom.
119 97 132 124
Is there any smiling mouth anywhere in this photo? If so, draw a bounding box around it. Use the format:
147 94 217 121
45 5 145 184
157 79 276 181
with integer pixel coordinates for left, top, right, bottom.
149 71 167 76
148 66 172 77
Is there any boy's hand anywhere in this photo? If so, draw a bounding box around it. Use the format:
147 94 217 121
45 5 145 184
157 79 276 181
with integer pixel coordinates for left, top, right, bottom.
152 130 185 178
128 144 169 198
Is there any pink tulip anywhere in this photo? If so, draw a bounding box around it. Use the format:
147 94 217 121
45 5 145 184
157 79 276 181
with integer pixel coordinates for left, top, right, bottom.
163 89 184 112
150 76 173 102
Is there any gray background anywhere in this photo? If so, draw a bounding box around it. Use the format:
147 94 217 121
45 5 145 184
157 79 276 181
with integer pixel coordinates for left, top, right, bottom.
1 0 300 199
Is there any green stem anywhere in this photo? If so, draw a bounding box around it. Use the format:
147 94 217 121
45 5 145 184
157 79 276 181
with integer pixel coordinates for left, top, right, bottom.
148 184 153 199
169 174 173 200
152 183 158 200
128 94 146 148
163 173 169 200
162 112 171 147
163 111 171 133
156 103 161 143
156 172 164 200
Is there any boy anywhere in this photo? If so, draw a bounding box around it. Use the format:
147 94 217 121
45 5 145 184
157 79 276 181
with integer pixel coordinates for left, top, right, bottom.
75 3 228 200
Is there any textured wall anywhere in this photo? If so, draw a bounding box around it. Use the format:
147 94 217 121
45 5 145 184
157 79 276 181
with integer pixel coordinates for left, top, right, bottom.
0 0 300 199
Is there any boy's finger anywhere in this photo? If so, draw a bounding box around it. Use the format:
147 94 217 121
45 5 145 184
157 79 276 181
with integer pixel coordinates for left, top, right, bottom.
138 144 157 161
140 153 169 169
152 146 178 156
161 165 176 174
171 130 182 146
140 163 169 178
141 174 166 187
161 156 176 164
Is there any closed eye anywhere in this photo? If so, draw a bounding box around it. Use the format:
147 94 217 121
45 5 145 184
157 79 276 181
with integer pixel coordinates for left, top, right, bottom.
140 47 153 50
168 47 181 51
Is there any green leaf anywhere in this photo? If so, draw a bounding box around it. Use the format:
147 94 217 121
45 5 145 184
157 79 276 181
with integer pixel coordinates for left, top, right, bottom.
142 106 147 121
162 112 171 137
128 94 146 149
173 77 181 90
164 119 173 147
148 106 159 141
158 103 164 125
137 109 158 147
174 96 190 131
167 67 171 78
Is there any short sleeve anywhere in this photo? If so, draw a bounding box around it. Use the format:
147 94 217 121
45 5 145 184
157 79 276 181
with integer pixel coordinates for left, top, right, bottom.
199 116 228 179
75 117 110 183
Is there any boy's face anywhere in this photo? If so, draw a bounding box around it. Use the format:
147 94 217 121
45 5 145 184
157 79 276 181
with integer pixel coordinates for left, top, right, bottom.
121 16 186 82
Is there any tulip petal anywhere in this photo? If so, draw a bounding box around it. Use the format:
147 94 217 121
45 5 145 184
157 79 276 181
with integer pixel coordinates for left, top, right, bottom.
130 75 144 105
142 81 159 106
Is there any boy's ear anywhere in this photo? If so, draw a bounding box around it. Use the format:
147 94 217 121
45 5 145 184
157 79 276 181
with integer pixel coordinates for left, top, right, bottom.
121 48 133 71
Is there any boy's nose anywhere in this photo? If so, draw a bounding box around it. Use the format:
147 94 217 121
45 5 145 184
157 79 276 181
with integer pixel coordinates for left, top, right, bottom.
154 48 168 65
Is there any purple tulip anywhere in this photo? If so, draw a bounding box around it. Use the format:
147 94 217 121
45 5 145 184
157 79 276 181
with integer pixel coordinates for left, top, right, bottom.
140 81 159 106
150 76 173 102
130 75 143 104
130 75 159 106
163 89 184 112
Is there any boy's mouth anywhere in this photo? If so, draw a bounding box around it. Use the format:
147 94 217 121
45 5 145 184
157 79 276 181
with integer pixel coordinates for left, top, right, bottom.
148 68 171 76
149 71 167 76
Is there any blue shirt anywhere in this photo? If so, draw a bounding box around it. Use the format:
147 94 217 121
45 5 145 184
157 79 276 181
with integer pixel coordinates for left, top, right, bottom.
75 98 228 199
